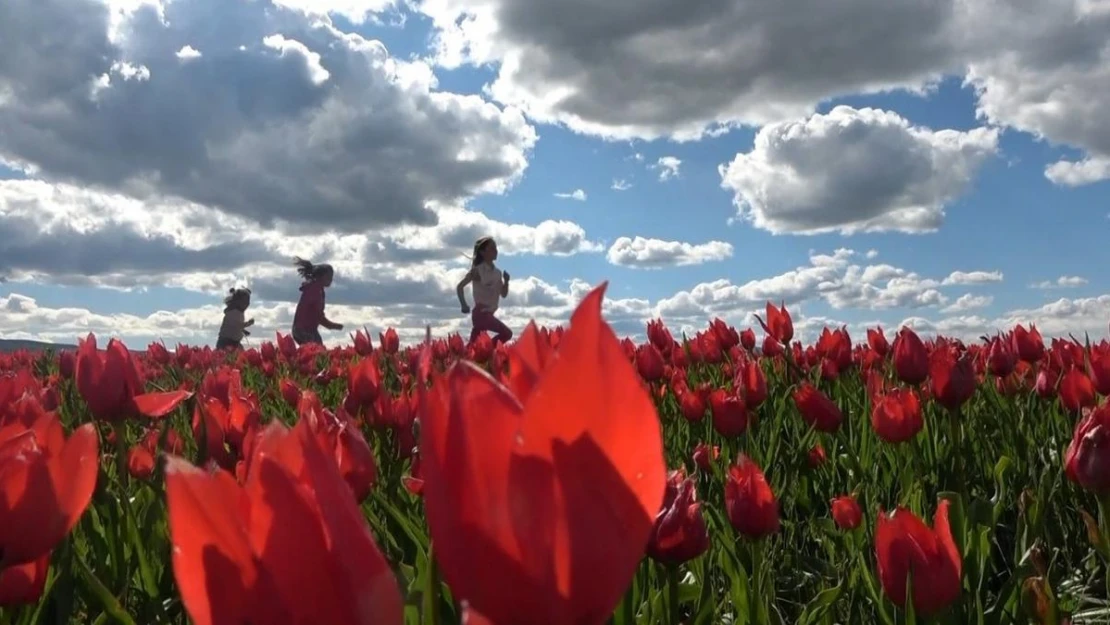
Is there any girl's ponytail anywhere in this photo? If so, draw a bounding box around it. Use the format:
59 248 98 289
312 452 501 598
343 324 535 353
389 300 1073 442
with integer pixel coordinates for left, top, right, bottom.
294 256 315 281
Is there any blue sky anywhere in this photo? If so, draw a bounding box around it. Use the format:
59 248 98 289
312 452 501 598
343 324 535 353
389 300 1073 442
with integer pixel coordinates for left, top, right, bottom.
0 0 1108 347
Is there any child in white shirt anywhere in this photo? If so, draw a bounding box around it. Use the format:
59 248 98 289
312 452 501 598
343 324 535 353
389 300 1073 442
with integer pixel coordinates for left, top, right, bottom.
456 236 513 345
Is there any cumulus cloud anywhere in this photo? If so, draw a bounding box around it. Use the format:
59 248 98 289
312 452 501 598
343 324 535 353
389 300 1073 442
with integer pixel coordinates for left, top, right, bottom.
611 179 632 191
653 248 1007 331
1032 276 1088 289
0 0 537 233
719 107 998 235
942 270 1004 286
964 0 1110 186
606 236 733 268
418 0 970 140
0 180 602 296
941 293 993 313
554 189 587 201
417 0 1110 189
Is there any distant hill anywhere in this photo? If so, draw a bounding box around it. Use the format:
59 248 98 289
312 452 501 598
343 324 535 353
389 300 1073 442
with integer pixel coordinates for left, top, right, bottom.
0 339 77 353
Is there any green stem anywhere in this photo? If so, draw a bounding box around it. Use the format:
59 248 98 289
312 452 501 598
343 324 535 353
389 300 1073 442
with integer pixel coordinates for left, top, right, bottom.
665 564 680 625
1097 496 1110 598
112 424 129 490
74 557 137 625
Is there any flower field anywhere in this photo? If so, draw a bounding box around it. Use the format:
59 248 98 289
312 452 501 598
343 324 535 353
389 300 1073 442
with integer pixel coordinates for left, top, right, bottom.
2 283 1109 625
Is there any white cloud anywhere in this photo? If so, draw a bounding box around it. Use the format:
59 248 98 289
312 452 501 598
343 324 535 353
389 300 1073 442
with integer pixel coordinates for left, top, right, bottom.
1045 157 1110 187
0 180 603 296
0 0 537 232
554 188 587 201
418 0 970 140
719 106 998 235
865 249 879 259
1032 276 1088 289
941 293 993 313
606 236 733 269
611 179 632 191
174 45 201 60
415 0 1110 192
964 0 1110 186
653 157 682 181
942 270 1004 286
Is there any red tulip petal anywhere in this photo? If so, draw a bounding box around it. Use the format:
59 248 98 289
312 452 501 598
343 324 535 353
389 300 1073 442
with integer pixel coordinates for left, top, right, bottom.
165 456 275 625
516 284 665 616
133 390 192 418
421 362 543 623
0 555 49 607
52 423 99 535
295 413 404 624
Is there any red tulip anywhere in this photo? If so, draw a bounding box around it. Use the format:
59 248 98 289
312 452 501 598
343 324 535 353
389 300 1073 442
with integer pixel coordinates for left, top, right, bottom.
756 302 794 344
871 388 924 444
807 444 827 468
164 419 403 625
792 383 843 433
867 327 889 357
419 284 666 625
75 334 191 421
0 403 99 568
875 499 962 616
678 390 706 423
1064 403 1110 493
1089 350 1110 396
986 337 1017 378
929 349 976 412
646 319 674 354
892 327 929 385
646 470 710 565
736 360 767 409
1011 325 1044 363
725 454 779 539
691 442 718 471
1060 368 1096 413
0 556 48 606
831 495 862 530
709 389 748 438
636 343 665 382
379 328 400 354
740 328 756 351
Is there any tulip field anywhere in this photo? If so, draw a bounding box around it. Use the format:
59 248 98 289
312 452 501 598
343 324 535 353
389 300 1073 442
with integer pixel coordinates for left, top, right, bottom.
3 283 1110 625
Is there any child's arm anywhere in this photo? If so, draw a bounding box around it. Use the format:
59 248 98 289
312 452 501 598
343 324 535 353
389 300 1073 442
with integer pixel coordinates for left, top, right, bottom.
319 298 342 330
456 269 476 312
500 270 510 298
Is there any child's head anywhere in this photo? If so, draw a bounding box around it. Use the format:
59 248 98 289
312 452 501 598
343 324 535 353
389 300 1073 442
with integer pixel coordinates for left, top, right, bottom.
470 236 498 267
224 287 251 311
294 257 334 287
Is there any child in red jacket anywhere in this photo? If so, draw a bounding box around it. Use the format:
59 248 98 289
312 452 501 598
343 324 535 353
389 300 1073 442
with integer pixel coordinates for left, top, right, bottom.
291 257 343 345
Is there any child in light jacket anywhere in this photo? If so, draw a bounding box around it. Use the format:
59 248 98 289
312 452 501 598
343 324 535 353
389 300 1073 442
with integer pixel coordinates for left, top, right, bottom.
217 287 254 350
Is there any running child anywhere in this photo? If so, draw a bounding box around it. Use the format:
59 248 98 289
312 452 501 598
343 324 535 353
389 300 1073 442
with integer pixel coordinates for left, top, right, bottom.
456 236 513 345
291 257 343 345
217 287 254 350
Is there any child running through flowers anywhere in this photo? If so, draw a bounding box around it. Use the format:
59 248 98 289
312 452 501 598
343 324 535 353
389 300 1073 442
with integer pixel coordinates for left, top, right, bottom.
456 236 513 345
291 257 343 346
216 287 254 350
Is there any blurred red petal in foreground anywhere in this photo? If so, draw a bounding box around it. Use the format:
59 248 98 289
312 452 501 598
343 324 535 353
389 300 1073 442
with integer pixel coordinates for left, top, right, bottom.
165 418 402 625
419 282 666 625
0 404 99 568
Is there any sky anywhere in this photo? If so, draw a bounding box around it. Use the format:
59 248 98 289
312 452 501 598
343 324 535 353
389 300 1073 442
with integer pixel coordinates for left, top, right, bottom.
0 0 1109 348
